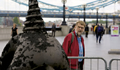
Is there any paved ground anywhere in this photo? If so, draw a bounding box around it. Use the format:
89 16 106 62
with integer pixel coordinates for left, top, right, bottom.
0 34 120 70
56 34 120 70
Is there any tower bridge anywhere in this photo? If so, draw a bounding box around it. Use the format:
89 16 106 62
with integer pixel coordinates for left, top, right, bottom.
0 10 120 19
0 0 120 57
0 0 120 36
1 0 120 19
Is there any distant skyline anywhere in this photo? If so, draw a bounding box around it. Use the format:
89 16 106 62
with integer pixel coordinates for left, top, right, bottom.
0 0 120 22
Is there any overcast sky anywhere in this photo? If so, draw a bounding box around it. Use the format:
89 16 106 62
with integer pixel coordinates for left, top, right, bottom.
0 0 120 21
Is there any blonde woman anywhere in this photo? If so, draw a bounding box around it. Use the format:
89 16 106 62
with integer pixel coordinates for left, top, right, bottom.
52 23 56 37
11 23 18 37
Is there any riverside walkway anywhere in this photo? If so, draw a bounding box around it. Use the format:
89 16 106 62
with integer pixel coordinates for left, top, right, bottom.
0 34 120 70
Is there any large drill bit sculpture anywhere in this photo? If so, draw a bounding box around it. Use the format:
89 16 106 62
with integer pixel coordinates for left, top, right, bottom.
0 0 69 70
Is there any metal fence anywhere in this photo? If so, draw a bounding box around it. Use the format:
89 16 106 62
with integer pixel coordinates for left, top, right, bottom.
68 57 108 70
109 59 120 70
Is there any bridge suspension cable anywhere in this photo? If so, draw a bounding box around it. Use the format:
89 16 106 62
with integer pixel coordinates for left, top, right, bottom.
11 0 120 12
5 0 120 12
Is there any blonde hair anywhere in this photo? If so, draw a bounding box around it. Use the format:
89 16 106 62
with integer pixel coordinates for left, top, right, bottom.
76 21 86 27
13 23 16 26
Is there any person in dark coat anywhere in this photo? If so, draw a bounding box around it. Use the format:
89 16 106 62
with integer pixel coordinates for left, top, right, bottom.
92 25 95 35
69 24 75 33
101 24 105 38
52 23 56 37
95 24 104 43
109 25 111 34
85 24 89 38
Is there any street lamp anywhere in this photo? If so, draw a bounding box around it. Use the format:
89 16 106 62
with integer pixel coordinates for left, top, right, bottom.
83 4 86 23
96 7 99 25
61 0 67 25
113 13 116 25
106 13 108 28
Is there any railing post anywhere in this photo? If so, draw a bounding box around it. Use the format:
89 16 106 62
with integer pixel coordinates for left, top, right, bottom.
107 67 109 70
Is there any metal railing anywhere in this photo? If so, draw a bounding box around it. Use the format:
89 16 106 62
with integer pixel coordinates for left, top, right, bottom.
109 59 120 70
68 56 108 70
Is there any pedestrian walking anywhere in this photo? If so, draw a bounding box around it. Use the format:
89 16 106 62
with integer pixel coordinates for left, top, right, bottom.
101 24 104 39
52 23 56 37
119 25 120 34
94 24 98 35
85 24 89 38
11 23 18 38
62 21 86 70
109 25 111 34
95 24 104 43
92 25 95 35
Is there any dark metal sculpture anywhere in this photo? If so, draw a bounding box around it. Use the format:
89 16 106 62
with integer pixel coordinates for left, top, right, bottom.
0 0 69 70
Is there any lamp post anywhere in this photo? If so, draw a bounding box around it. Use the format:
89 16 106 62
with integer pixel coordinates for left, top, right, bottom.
61 0 67 25
96 7 99 25
83 4 86 23
106 13 108 28
113 13 116 25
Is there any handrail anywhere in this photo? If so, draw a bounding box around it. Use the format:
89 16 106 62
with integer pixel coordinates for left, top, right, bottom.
68 56 108 70
109 59 120 70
